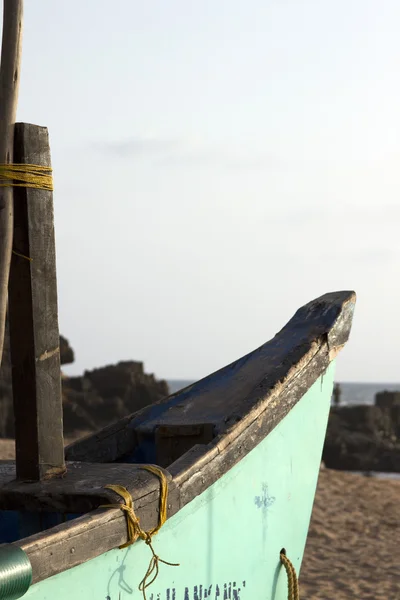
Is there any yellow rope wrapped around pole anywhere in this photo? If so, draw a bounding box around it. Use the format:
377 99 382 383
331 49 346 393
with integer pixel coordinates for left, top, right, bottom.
0 164 53 190
0 164 53 263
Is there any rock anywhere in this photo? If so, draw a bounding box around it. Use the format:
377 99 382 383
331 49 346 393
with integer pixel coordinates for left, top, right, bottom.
323 405 400 472
60 335 74 365
375 391 400 409
61 361 169 436
0 332 169 438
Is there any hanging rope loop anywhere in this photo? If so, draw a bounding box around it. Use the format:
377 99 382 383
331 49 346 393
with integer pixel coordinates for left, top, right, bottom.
101 465 179 600
280 549 300 600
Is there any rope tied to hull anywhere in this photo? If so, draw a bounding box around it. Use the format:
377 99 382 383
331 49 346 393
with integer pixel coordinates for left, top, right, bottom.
101 465 179 600
102 466 298 600
280 550 300 600
0 164 53 190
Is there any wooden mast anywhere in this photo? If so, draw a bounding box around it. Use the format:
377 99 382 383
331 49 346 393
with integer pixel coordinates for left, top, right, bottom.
0 0 24 366
0 3 65 480
9 123 66 480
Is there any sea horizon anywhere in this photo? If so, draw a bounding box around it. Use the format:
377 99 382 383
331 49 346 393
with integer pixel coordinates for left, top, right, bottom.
167 379 400 406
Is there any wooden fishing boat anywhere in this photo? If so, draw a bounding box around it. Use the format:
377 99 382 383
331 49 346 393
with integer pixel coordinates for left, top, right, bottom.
0 290 355 600
0 6 356 599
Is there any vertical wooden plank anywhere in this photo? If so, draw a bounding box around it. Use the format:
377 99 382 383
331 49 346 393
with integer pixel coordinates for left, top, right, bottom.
8 122 66 481
0 0 24 365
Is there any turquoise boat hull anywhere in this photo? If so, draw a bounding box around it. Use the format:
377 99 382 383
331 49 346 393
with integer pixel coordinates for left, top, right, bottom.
0 291 355 600
25 366 334 600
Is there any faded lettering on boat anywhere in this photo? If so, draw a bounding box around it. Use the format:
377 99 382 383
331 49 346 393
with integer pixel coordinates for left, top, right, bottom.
138 581 247 600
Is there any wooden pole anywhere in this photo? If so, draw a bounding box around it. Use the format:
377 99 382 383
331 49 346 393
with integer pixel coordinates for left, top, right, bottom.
0 0 24 367
8 123 66 481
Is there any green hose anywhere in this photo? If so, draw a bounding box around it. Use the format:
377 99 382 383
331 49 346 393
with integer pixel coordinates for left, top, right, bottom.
0 545 32 600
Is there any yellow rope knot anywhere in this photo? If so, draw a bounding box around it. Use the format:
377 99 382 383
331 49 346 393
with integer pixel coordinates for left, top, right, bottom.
280 550 300 600
101 465 179 600
0 164 53 190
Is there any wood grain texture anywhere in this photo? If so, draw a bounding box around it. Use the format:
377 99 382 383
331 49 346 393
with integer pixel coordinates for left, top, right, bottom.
67 291 356 464
65 414 137 463
8 123 65 481
11 291 355 585
170 345 331 507
0 461 176 516
13 465 180 584
155 423 215 468
0 0 24 365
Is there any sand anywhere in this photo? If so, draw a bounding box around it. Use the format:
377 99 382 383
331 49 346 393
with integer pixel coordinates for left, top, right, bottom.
0 439 399 598
300 468 400 599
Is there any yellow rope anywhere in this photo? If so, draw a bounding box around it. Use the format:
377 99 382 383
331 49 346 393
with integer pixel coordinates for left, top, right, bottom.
102 466 297 600
280 550 300 600
0 164 53 190
101 465 179 600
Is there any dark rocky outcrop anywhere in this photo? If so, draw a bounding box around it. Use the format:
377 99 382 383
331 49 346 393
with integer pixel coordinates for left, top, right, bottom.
61 361 169 435
323 403 400 472
375 391 400 409
0 331 169 438
60 335 74 366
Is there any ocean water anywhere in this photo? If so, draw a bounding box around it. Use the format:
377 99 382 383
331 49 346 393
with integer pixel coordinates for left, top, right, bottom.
168 380 400 406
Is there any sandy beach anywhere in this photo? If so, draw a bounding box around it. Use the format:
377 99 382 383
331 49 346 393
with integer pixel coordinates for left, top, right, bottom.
0 440 398 598
300 467 400 599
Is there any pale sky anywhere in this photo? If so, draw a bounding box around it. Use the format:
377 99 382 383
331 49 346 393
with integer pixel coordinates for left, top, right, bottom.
13 1 400 382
